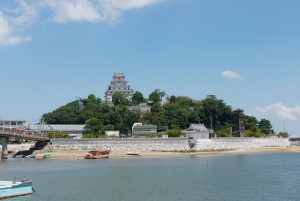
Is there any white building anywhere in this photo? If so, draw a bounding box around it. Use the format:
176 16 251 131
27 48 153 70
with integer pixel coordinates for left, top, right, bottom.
105 131 120 137
132 123 157 137
27 124 85 139
0 119 26 130
183 124 210 139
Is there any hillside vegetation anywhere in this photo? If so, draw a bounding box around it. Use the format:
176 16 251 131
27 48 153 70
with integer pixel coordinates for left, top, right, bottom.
42 90 272 137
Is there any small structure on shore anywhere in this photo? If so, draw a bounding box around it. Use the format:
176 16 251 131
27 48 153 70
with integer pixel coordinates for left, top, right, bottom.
105 131 120 138
132 123 157 137
233 108 245 137
183 124 210 139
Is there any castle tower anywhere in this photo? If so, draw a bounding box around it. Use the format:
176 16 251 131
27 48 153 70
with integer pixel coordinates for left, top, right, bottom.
233 108 245 137
105 73 134 102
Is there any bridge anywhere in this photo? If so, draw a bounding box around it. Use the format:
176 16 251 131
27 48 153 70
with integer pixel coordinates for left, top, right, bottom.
0 128 50 159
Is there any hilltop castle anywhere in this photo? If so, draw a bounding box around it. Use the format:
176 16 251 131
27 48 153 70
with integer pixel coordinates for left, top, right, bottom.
105 73 134 102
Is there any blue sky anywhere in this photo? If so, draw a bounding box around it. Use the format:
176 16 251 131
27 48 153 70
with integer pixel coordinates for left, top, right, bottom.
0 0 300 135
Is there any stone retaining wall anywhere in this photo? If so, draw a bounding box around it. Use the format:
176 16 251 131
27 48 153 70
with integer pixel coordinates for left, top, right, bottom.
48 138 190 152
2 138 291 153
47 138 291 152
194 138 291 151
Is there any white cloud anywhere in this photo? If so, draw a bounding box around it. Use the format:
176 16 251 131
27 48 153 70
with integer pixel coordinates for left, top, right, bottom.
0 0 163 45
99 0 163 21
255 102 300 121
11 0 38 26
222 70 242 79
41 0 162 23
41 0 102 23
0 12 31 45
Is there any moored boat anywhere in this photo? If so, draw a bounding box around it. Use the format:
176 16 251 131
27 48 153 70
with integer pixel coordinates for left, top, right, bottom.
0 179 33 199
126 152 140 156
43 153 51 159
84 150 110 159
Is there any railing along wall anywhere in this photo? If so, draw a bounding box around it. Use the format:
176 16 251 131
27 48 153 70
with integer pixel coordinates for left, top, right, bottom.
0 127 49 141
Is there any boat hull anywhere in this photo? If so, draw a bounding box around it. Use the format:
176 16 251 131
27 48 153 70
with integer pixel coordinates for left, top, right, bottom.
127 152 140 156
0 181 32 200
84 155 109 159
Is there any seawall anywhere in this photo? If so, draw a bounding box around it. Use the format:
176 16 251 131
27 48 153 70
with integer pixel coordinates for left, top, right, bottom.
45 138 291 152
1 138 291 153
48 138 190 152
194 138 291 151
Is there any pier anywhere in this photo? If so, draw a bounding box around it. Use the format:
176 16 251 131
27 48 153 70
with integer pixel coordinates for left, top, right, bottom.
0 128 50 159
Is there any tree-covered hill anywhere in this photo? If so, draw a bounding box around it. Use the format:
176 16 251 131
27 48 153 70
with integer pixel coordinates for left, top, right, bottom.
42 91 272 137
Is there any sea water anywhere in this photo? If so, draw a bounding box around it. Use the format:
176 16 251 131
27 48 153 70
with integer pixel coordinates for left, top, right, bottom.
1 153 300 201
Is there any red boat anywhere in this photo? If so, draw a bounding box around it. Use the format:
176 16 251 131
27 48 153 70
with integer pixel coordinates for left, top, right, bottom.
84 150 110 159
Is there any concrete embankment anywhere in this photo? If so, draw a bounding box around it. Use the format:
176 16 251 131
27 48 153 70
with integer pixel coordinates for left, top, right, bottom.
1 138 291 153
46 138 290 152
47 138 190 152
194 138 291 151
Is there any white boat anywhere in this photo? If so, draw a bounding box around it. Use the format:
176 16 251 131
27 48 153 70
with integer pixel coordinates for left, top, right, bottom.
0 179 33 199
126 152 140 156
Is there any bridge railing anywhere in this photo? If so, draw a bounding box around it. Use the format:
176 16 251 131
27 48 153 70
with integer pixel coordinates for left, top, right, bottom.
0 127 49 141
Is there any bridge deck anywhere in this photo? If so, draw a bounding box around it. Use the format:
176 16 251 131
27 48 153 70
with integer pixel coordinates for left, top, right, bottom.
0 128 49 141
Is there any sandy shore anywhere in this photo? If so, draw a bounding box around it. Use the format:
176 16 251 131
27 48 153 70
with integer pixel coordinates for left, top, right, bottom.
32 146 300 159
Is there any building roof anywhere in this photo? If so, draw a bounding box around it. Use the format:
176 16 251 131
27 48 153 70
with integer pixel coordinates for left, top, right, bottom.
133 125 157 129
234 108 244 112
128 103 152 111
113 72 125 77
186 124 209 132
27 124 85 131
0 119 26 122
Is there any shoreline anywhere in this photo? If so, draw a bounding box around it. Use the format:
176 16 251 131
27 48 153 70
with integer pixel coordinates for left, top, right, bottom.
31 145 300 159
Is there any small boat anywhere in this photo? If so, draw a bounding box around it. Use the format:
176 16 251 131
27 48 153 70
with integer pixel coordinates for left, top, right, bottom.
84 150 110 159
126 152 140 156
0 178 33 199
43 153 51 159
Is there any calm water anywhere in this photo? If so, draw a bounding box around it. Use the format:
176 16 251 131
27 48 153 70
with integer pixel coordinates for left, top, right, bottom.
1 153 300 201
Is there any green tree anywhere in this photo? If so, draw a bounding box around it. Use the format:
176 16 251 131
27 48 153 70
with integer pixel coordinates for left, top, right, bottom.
42 100 81 124
277 132 289 138
244 115 258 131
149 91 161 103
84 118 103 136
215 127 233 137
151 102 162 113
198 95 233 131
82 133 97 138
169 95 176 103
49 132 69 139
132 91 144 105
244 130 266 137
158 90 166 100
112 92 128 105
165 129 181 137
258 119 272 134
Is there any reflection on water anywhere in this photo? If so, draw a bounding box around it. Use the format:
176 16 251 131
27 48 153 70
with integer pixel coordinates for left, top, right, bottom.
4 195 32 201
